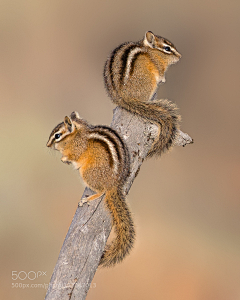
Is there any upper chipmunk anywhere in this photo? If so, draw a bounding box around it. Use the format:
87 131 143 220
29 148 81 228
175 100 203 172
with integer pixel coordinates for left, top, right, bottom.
46 112 135 268
104 31 182 157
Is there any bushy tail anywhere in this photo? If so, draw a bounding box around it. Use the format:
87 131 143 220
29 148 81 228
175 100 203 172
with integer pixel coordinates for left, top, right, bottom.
115 97 181 157
99 187 135 267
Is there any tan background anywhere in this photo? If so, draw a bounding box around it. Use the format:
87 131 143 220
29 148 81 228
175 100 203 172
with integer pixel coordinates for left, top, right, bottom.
1 0 240 299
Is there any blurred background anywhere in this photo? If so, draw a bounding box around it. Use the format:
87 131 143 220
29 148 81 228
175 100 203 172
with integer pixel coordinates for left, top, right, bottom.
1 0 240 299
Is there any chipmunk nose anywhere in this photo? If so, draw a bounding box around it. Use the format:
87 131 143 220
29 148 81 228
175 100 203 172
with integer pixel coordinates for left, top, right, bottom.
46 140 55 149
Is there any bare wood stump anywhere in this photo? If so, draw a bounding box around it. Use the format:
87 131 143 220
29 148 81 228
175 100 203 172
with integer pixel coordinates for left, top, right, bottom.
45 107 193 300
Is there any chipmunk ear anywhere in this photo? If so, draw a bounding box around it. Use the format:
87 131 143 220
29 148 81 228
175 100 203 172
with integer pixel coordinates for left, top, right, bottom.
144 31 156 48
70 111 80 120
64 116 75 133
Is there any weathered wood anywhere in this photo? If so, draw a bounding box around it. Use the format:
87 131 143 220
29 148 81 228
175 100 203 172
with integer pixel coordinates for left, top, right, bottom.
45 107 193 300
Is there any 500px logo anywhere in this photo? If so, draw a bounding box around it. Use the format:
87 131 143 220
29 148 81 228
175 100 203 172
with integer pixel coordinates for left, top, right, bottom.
12 271 47 281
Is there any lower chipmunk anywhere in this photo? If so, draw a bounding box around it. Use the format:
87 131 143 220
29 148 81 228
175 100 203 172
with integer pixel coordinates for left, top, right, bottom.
46 111 135 267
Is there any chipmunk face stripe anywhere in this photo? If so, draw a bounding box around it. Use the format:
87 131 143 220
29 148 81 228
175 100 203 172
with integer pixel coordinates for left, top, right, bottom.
160 40 181 57
88 132 119 174
46 122 65 147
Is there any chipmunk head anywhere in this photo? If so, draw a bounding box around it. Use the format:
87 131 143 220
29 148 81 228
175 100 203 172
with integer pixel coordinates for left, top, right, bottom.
143 31 181 64
46 112 89 164
47 116 75 148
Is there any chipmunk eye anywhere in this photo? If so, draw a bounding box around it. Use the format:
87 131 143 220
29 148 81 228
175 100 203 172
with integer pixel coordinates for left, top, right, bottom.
164 46 171 52
55 133 62 140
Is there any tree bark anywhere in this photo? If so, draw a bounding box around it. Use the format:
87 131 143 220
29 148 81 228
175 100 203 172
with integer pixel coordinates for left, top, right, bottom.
45 107 193 300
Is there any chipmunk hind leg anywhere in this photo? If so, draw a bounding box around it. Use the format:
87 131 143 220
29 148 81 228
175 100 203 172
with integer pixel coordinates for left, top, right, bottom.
79 192 105 207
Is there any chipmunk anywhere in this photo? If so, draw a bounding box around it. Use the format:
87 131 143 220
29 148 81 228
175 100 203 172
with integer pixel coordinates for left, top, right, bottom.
46 111 135 268
104 31 182 157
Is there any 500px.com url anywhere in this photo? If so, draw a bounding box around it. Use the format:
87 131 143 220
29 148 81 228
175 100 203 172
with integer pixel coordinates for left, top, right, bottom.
12 283 49 289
